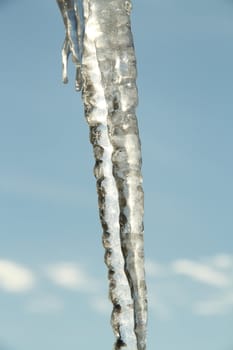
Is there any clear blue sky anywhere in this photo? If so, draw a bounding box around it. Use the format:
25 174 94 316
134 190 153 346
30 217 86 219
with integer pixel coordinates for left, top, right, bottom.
0 0 233 349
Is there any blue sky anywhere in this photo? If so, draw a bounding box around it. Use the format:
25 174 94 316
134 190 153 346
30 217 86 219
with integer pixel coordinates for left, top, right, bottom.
0 0 233 349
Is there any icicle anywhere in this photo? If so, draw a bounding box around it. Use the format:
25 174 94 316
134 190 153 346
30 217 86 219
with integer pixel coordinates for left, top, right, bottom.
56 0 82 90
56 1 147 349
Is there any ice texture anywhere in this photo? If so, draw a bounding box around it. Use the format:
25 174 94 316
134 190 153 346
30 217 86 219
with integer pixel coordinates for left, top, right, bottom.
56 1 147 349
56 0 83 90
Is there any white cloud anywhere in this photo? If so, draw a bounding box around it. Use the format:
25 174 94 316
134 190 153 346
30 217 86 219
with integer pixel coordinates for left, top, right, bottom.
145 259 165 277
0 260 35 292
210 254 233 270
0 254 232 320
46 262 98 292
194 292 233 316
171 259 230 287
26 295 64 313
89 296 111 315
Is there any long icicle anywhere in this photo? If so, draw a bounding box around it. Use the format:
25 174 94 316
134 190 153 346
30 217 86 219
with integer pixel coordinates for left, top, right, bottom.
56 1 147 349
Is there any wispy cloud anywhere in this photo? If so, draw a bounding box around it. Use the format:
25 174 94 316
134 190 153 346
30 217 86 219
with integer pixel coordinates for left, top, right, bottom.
89 296 111 315
145 259 165 277
209 254 233 270
26 295 64 314
171 259 230 287
0 173 92 206
194 292 233 316
0 260 35 293
149 288 173 320
1 255 232 319
145 255 233 318
46 262 98 292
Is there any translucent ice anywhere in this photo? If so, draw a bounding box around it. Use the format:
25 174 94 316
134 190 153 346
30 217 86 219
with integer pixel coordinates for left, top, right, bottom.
56 1 147 349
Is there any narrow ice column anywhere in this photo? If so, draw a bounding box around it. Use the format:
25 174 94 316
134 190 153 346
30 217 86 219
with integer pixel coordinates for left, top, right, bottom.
81 2 137 348
56 1 147 349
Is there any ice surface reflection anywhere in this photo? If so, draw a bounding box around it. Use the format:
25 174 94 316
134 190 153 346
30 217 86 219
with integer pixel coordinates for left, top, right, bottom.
56 1 147 349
